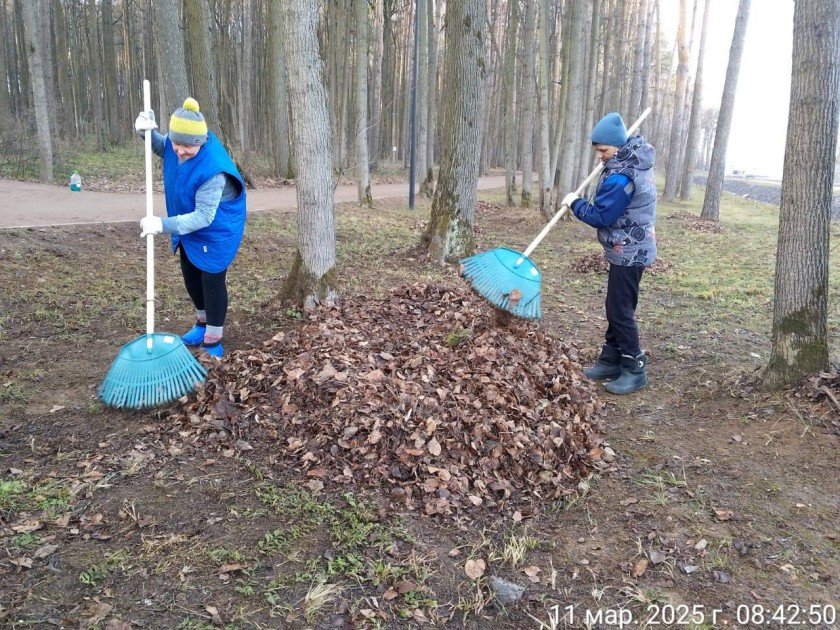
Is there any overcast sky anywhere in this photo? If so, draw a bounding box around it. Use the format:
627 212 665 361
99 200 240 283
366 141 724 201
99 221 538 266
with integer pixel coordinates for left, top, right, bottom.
659 0 794 178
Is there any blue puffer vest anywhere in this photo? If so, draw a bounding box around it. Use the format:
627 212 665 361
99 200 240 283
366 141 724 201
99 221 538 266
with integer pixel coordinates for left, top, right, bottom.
596 135 657 267
162 131 246 273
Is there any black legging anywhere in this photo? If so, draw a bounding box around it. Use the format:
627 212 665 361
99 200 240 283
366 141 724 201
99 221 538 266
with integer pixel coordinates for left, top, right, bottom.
604 263 644 356
178 246 228 327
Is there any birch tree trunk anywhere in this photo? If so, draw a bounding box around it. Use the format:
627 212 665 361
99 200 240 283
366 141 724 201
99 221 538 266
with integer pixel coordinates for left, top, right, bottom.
700 0 750 221
678 0 711 199
281 0 338 309
503 0 518 206
355 0 372 206
421 0 487 262
764 0 839 388
519 0 537 207
21 0 52 182
153 0 189 133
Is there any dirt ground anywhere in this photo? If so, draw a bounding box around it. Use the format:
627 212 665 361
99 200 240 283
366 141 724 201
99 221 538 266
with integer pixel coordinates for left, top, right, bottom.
0 190 838 629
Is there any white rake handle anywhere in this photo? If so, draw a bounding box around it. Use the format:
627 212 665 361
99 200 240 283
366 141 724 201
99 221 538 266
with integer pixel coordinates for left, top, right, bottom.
143 80 155 348
516 107 652 266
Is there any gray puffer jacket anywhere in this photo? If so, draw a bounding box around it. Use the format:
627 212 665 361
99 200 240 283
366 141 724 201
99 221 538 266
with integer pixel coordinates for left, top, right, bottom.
596 135 657 267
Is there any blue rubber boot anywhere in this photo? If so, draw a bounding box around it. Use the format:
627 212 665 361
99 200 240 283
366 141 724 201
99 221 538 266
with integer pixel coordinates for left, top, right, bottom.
604 353 648 395
201 340 224 358
583 344 623 380
181 321 207 347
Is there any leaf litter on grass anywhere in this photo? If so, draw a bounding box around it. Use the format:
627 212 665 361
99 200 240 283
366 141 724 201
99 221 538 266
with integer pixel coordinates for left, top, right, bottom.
172 283 607 517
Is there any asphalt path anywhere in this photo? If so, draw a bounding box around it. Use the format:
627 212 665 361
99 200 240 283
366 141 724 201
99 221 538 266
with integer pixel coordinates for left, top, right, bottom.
0 175 507 229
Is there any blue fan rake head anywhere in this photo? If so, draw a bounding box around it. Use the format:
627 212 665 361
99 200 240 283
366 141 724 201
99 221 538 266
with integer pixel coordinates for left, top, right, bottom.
460 247 542 320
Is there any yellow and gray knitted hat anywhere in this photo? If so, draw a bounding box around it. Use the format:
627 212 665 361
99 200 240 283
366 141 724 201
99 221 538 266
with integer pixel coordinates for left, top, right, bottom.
169 98 208 146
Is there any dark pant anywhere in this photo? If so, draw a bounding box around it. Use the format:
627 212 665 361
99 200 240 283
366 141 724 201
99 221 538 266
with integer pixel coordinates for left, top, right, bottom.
179 247 228 327
604 263 644 356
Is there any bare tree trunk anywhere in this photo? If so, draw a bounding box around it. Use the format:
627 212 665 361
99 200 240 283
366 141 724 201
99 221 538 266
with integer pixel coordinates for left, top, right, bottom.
628 0 648 117
421 0 487 262
701 0 750 221
764 0 838 388
101 0 121 142
579 0 601 181
503 0 518 206
639 0 655 113
183 0 220 132
536 0 553 219
519 0 536 207
369 0 384 170
86 0 104 148
678 0 711 199
380 0 396 162
241 0 253 157
153 0 189 133
51 0 71 130
556 0 588 202
423 0 440 191
281 0 338 309
416 0 430 195
355 0 372 206
267 0 291 177
663 0 690 200
21 0 52 182
0 1 11 119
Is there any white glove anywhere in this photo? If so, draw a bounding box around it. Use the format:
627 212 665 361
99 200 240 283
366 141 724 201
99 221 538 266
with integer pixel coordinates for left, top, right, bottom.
134 110 158 132
140 216 163 237
560 192 580 210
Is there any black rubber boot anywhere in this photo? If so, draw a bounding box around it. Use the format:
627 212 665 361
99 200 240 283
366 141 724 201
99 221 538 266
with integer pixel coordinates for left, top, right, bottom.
583 344 623 380
604 352 648 394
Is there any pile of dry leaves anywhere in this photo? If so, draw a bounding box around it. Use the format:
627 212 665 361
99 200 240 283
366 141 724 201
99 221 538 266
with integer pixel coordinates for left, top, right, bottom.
173 284 606 517
667 210 726 234
569 252 672 275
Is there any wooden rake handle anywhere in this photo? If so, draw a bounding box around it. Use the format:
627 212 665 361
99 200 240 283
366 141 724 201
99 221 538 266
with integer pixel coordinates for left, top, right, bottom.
517 107 652 264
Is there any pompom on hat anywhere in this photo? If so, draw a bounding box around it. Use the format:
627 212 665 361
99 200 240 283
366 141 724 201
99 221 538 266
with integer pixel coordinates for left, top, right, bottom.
169 97 208 146
590 112 628 147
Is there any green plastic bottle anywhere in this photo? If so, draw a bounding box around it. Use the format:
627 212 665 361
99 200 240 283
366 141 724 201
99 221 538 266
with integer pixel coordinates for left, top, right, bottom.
69 171 82 192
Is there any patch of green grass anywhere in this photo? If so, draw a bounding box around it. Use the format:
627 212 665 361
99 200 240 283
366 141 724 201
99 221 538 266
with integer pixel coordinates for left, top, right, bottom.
0 478 72 518
80 549 129 587
10 532 41 549
206 547 246 565
0 383 27 404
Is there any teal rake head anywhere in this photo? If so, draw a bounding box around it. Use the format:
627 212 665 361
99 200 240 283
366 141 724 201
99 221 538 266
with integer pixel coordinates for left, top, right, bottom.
99 333 207 410
460 247 542 320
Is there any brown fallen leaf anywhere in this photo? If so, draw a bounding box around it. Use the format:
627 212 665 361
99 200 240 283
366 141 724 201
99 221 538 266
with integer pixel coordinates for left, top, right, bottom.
33 544 59 559
714 508 734 521
427 438 441 456
632 558 648 577
648 550 668 564
10 557 33 569
218 563 244 574
205 605 223 625
11 520 42 534
464 558 486 580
